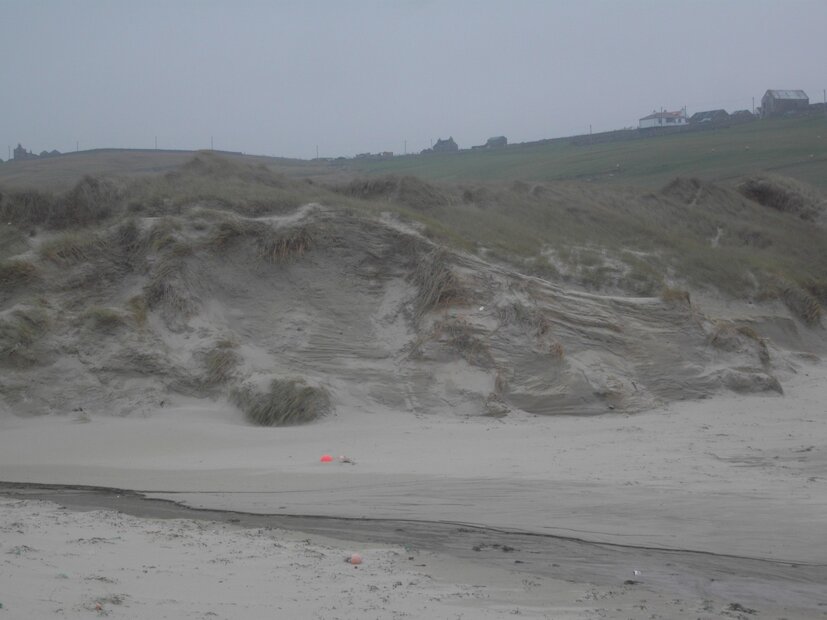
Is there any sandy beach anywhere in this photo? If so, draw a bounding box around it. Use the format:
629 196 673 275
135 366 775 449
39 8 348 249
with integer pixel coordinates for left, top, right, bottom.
6 493 798 620
2 0 827 613
2 356 825 618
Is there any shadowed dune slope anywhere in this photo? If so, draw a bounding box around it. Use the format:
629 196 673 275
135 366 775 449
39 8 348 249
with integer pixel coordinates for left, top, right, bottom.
0 196 792 421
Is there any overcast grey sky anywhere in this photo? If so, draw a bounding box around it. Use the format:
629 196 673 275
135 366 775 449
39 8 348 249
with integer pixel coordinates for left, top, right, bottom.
1 0 825 159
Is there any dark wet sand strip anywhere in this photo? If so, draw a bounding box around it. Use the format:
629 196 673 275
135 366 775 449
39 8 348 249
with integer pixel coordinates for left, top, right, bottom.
2 481 824 614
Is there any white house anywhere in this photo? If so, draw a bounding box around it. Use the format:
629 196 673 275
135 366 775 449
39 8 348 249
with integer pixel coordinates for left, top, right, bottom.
639 109 687 129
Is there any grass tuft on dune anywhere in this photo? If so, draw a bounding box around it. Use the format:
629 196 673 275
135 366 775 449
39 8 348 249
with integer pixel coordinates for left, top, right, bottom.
0 306 49 367
231 379 331 426
0 259 39 288
411 249 467 320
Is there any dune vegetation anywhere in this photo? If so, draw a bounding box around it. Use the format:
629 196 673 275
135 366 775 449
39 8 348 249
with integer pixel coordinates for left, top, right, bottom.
2 148 824 314
0 145 824 422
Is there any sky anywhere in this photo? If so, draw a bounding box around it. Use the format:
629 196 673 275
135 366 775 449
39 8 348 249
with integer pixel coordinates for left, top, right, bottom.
1 0 825 160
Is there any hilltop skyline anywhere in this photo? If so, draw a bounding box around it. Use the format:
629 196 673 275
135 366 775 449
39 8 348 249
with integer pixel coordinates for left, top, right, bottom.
2 0 825 159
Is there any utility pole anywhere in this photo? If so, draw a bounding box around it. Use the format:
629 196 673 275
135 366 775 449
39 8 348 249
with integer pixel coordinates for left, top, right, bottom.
752 97 755 115
7 145 10 160
211 136 214 151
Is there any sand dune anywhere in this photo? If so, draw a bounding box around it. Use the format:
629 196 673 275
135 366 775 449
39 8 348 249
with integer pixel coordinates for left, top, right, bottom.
2 171 826 617
1 202 794 423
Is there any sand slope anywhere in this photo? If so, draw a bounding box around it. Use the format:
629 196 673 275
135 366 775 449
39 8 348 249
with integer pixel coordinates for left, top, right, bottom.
1 203 792 422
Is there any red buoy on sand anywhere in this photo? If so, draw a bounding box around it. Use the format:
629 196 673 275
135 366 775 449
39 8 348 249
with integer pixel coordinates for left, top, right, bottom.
348 553 362 565
320 454 333 463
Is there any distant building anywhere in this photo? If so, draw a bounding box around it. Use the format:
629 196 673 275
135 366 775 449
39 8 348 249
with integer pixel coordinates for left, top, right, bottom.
760 90 809 118
730 109 756 122
689 109 729 124
809 102 827 115
472 136 508 150
13 143 34 161
432 137 459 153
354 151 393 160
12 143 60 161
638 109 687 129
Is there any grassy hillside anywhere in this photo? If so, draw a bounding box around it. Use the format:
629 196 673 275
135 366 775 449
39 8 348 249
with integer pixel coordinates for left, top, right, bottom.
2 152 825 319
344 116 827 189
2 116 824 194
0 149 327 191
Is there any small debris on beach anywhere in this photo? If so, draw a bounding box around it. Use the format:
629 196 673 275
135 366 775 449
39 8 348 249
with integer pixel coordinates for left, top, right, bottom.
727 602 757 615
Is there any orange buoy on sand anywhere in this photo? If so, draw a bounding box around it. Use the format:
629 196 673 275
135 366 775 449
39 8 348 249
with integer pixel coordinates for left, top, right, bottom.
320 454 334 463
348 553 362 565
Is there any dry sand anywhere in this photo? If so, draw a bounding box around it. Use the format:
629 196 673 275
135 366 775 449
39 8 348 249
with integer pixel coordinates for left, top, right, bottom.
2 495 784 620
1 359 826 618
2 496 581 619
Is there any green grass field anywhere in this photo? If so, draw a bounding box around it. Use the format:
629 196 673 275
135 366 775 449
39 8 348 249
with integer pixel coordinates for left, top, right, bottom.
0 149 323 191
2 115 824 191
343 115 827 189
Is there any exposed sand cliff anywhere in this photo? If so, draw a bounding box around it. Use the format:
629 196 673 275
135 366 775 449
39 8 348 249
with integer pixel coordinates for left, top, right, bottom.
3 200 808 423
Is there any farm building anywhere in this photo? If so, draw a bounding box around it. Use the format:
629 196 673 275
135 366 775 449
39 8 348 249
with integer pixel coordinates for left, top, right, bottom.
689 109 729 124
638 110 687 129
760 90 809 118
432 137 459 153
472 136 508 150
11 143 60 161
13 143 35 161
730 110 756 122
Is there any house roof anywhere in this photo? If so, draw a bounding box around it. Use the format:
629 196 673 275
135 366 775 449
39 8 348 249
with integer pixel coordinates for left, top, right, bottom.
690 109 729 122
765 90 808 100
639 110 685 121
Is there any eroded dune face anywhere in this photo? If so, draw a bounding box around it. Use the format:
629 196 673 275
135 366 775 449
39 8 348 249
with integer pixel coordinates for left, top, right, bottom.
0 203 787 421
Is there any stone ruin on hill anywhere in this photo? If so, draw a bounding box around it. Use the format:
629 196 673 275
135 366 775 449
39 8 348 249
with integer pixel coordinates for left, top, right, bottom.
422 137 459 154
12 143 61 161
